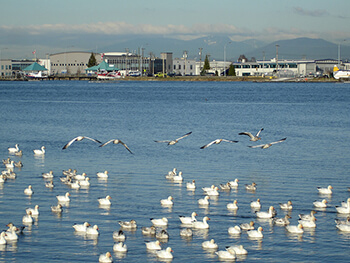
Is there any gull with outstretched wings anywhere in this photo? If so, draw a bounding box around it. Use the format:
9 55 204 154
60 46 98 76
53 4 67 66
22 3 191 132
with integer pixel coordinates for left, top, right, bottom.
99 139 133 154
248 138 286 149
239 128 264 141
62 136 102 149
154 131 192 145
200 139 238 149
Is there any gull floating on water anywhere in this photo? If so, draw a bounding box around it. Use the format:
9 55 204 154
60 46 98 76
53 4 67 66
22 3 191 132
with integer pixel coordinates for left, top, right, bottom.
239 128 264 141
154 131 192 145
8 144 20 154
317 185 333 195
145 240 161 250
33 146 45 155
156 247 173 260
286 224 304 234
202 239 218 249
179 212 197 225
26 205 39 216
99 139 133 154
113 230 126 241
248 137 287 149
98 195 112 206
151 217 168 227
247 226 263 238
279 200 293 210
160 196 173 206
313 199 328 208
99 252 112 263
273 214 291 226
193 216 210 229
200 139 238 149
62 136 102 149
240 221 255 230
113 241 127 252
256 206 275 219
24 185 33 196
73 222 90 232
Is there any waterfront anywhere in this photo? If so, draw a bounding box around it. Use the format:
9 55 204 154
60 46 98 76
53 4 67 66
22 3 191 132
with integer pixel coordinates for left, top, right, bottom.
0 80 349 262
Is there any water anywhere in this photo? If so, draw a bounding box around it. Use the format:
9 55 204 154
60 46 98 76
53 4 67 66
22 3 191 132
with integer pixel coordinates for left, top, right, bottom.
0 80 349 262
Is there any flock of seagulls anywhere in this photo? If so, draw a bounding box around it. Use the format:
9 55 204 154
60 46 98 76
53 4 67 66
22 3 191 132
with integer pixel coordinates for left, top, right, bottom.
1 130 349 263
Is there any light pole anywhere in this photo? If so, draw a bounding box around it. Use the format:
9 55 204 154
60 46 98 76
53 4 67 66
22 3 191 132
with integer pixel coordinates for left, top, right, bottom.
276 44 279 77
224 42 231 76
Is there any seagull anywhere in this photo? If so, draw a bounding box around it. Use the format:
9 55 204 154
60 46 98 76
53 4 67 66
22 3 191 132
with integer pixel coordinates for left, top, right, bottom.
99 139 133 154
248 137 287 149
200 139 239 149
8 144 20 154
239 128 264 141
62 136 102 149
154 131 192 145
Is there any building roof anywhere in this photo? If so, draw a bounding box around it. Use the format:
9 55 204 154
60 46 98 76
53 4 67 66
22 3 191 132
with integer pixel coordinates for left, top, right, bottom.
86 61 119 71
23 62 48 71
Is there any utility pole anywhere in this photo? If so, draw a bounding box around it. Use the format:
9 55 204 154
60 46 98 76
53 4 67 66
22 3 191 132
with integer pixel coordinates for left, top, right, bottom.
198 48 202 75
276 44 279 77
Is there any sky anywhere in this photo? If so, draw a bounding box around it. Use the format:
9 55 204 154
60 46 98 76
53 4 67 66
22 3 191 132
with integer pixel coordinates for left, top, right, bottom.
1 0 350 59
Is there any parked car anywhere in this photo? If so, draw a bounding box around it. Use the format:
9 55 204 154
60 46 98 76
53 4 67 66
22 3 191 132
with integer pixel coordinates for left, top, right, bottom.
128 71 141 77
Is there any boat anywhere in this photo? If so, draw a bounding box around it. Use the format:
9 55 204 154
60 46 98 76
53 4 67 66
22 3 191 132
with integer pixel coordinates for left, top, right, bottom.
97 71 122 80
333 65 350 80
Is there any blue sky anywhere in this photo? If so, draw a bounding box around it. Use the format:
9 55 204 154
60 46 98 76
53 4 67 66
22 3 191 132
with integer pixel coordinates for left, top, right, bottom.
1 0 350 58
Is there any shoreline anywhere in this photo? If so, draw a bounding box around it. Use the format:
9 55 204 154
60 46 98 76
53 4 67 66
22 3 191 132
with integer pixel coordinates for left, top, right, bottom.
0 75 346 83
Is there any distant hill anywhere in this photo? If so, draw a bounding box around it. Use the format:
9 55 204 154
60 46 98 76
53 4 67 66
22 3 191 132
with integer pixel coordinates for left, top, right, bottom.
101 36 350 62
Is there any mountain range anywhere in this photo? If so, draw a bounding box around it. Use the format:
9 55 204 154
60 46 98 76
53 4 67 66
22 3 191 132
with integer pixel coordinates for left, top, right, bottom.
101 36 350 62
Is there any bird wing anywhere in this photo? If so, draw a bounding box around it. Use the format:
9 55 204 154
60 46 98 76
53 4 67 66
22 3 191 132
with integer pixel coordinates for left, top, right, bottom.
119 141 133 154
200 140 217 149
238 132 254 139
248 144 265 148
99 139 115 147
176 131 192 141
221 139 239 143
154 140 171 143
84 136 102 144
256 128 264 137
62 137 79 149
270 137 287 145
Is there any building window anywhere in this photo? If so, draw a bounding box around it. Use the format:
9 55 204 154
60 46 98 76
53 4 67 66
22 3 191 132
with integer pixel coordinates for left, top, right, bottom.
179 65 181 70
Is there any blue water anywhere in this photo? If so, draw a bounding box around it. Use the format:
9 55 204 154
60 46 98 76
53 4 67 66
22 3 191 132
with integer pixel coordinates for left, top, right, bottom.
0 80 349 262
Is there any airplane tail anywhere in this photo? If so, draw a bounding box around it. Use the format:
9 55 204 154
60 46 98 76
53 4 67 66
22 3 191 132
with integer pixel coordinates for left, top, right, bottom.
333 65 340 72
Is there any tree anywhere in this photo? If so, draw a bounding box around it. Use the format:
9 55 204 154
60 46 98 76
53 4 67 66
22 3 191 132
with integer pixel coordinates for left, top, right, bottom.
87 53 97 67
201 55 210 75
228 64 236 76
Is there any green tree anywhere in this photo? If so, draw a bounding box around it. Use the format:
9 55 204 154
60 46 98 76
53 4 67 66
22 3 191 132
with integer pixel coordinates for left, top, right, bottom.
201 55 210 75
228 64 236 76
87 53 97 67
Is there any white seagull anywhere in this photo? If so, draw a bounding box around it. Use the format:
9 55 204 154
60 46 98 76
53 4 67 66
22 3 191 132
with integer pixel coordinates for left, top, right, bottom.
317 185 333 195
8 144 20 154
154 131 192 145
62 136 102 149
99 139 133 154
99 252 113 263
33 146 45 155
200 138 239 149
239 128 264 141
248 137 287 149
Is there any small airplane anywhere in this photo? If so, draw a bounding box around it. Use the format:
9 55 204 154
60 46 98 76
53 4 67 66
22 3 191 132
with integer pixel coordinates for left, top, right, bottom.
333 65 350 80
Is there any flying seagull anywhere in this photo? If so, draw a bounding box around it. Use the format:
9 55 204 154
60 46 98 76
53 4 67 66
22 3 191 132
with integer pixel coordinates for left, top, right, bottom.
200 139 239 149
62 136 102 149
248 137 286 149
154 131 192 145
239 128 264 141
99 139 133 154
